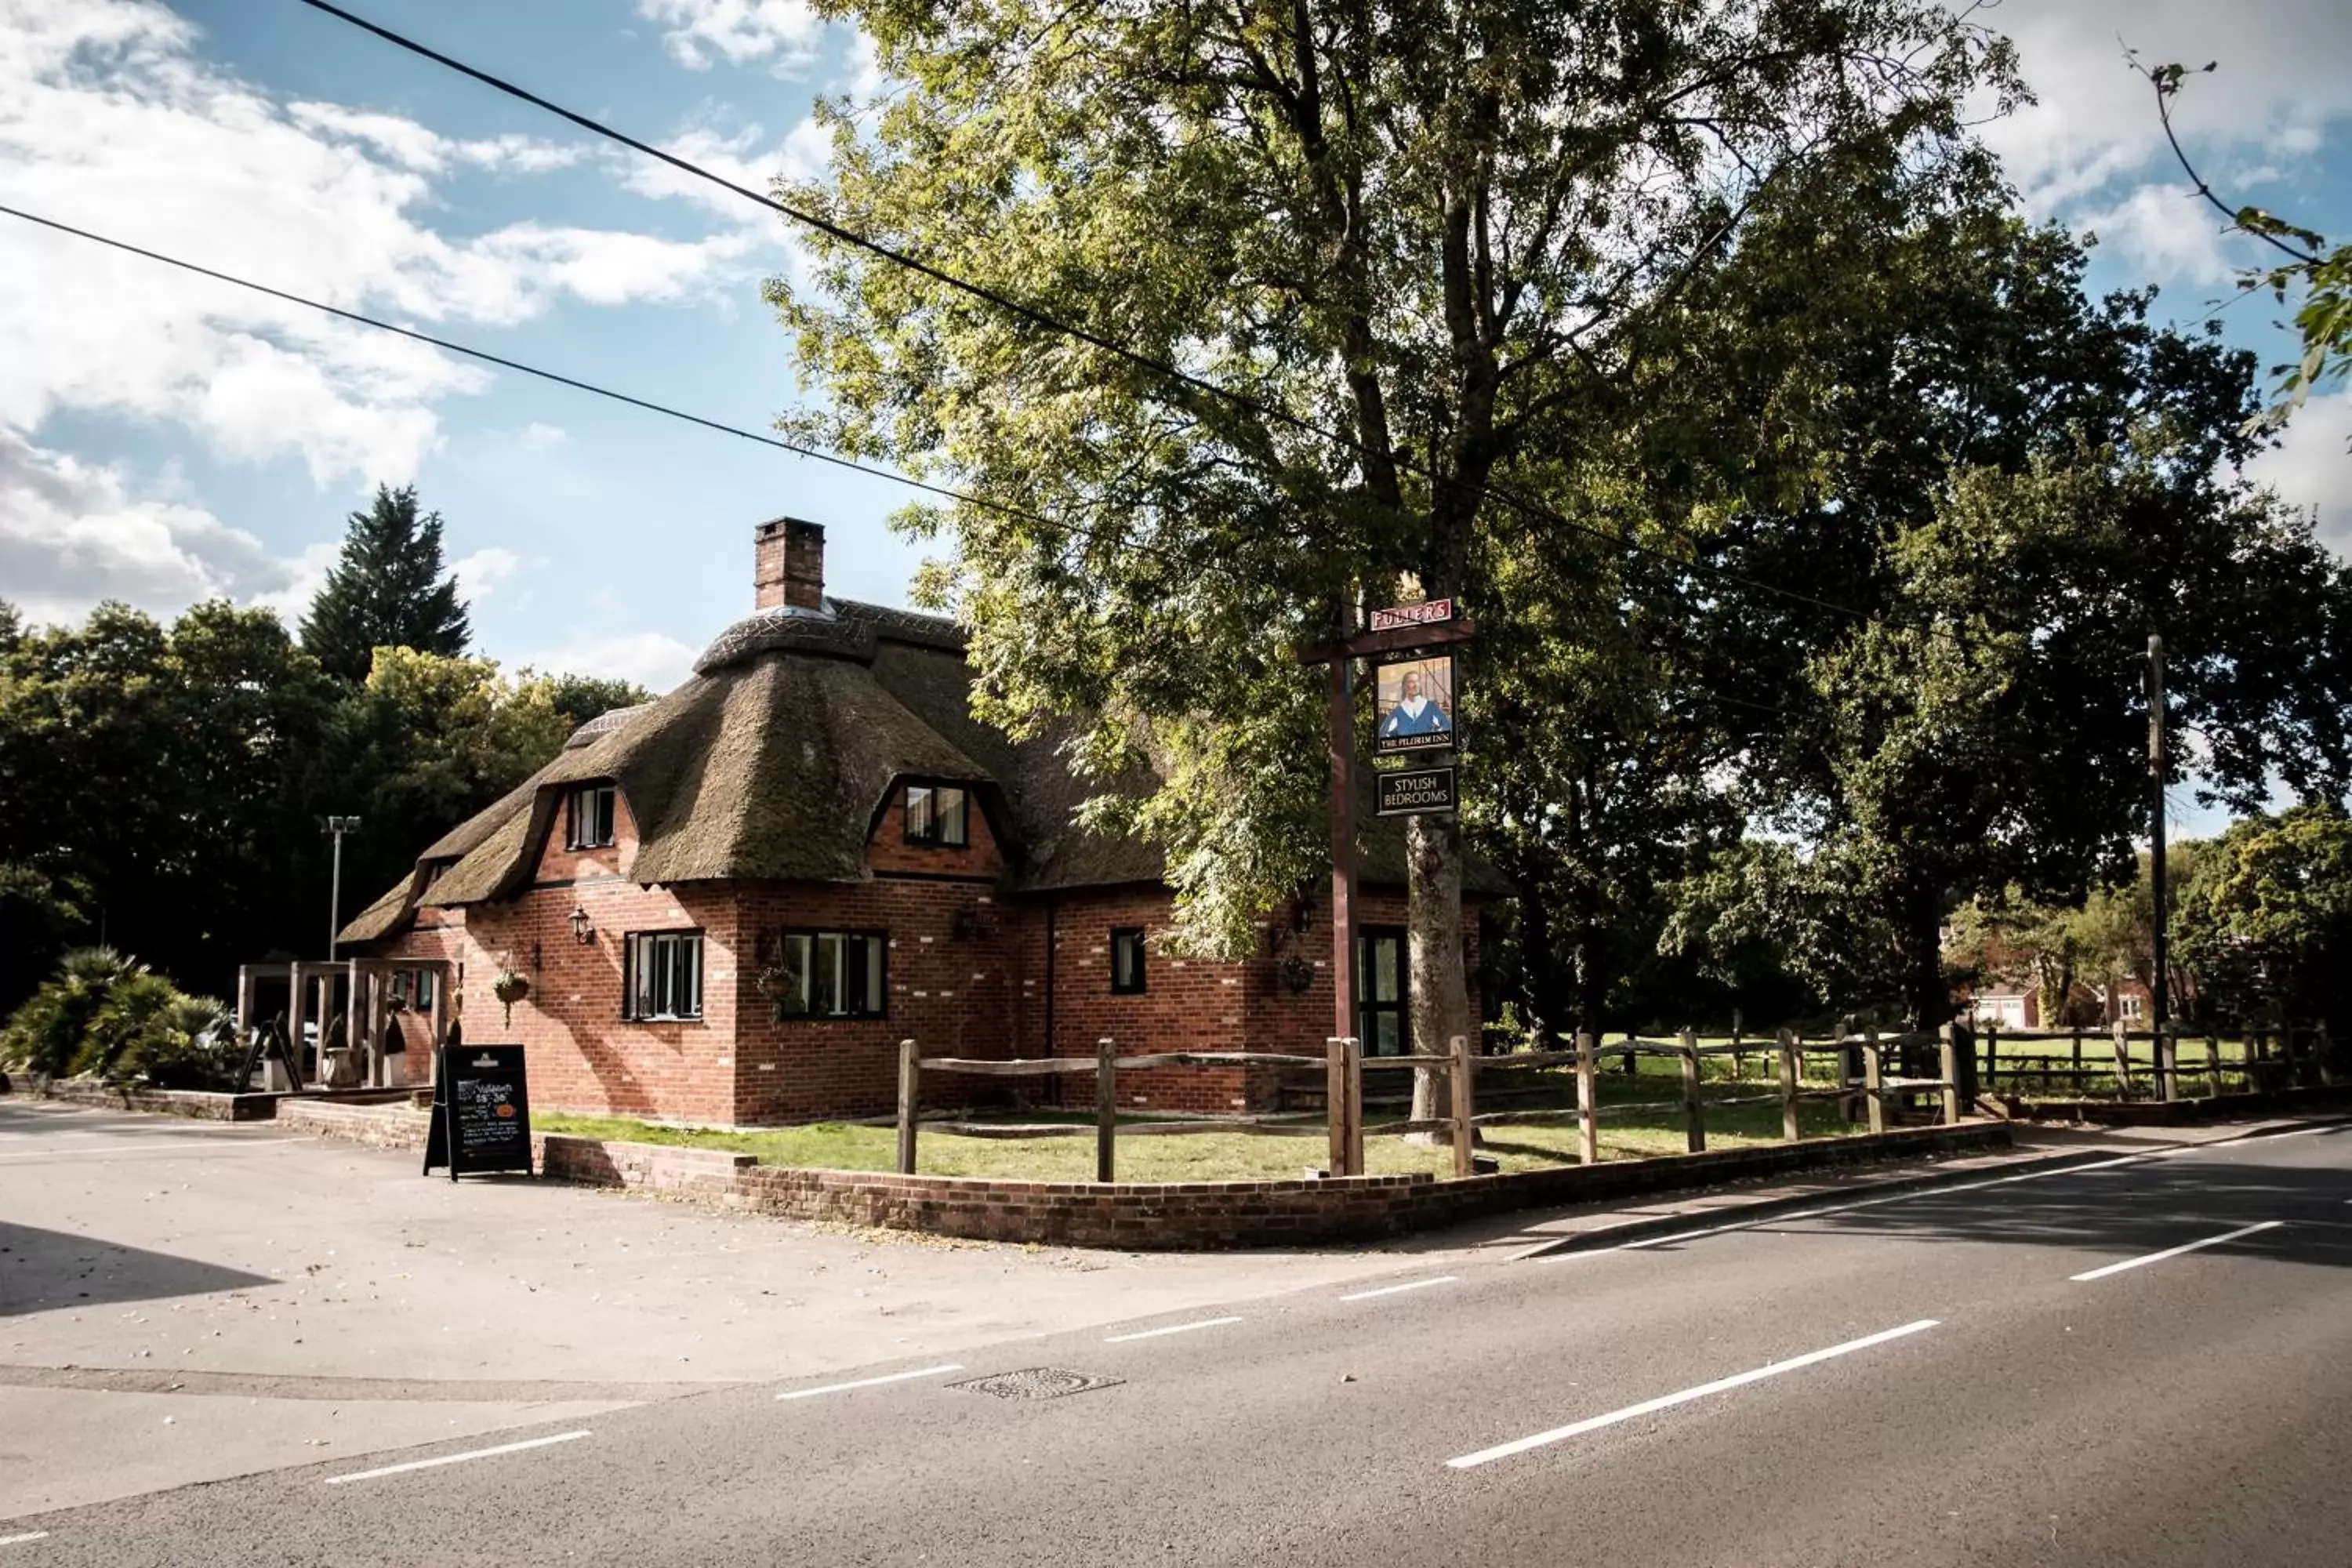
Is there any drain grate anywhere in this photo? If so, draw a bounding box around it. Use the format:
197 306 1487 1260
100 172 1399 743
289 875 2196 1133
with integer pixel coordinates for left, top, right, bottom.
950 1367 1124 1401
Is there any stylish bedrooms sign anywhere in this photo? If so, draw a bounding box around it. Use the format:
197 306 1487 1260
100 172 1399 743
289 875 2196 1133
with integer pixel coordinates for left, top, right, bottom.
423 1044 533 1180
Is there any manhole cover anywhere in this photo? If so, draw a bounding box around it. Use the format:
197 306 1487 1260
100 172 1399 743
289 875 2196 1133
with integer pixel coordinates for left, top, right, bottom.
950 1367 1124 1401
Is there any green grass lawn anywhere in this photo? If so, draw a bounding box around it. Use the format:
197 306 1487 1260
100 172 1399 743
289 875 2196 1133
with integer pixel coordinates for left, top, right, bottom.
535 1073 1867 1183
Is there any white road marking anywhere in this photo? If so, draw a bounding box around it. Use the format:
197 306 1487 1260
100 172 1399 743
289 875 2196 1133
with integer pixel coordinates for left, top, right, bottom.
775 1364 964 1400
0 1532 50 1547
1339 1276 1457 1301
322 1430 590 1485
1104 1316 1243 1343
2069 1221 2284 1283
1446 1319 1940 1470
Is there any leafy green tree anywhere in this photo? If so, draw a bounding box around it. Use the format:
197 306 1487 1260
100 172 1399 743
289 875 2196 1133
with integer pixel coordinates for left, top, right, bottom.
2179 804 2352 1025
299 485 472 681
776 0 2015 1114
545 673 654 731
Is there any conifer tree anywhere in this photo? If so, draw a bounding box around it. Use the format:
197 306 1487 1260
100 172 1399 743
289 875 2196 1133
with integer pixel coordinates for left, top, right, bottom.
299 485 471 681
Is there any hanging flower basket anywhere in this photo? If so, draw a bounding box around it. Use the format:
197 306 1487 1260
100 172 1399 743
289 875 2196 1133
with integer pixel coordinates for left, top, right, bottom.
492 971 531 1028
754 962 797 1023
1276 954 1316 997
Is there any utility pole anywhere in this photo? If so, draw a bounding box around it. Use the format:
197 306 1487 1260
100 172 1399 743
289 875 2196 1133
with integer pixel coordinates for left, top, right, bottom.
2147 634 2169 1036
324 815 362 960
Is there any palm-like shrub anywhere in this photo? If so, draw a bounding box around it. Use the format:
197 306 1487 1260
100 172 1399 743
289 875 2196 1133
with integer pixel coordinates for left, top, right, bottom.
2 949 236 1088
2 946 137 1076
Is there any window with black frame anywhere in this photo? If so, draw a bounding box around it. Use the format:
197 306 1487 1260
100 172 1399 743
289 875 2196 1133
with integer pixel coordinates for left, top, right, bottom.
569 782 617 848
626 931 703 1021
903 782 970 848
771 930 889 1018
1110 927 1147 993
1356 926 1407 1056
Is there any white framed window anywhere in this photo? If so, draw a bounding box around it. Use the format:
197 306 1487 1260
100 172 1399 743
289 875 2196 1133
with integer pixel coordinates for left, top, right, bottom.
904 782 969 848
626 931 703 1021
772 929 887 1018
569 783 617 849
2121 993 2144 1021
1111 927 1147 994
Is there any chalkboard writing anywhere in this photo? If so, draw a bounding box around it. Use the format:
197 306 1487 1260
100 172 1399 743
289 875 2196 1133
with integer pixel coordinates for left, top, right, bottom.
422 1044 533 1180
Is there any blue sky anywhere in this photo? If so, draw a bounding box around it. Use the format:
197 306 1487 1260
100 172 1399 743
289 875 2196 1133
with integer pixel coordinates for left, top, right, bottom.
2 0 2349 839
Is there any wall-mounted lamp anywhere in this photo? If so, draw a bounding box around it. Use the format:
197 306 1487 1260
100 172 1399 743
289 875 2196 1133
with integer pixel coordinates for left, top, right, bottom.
568 905 593 945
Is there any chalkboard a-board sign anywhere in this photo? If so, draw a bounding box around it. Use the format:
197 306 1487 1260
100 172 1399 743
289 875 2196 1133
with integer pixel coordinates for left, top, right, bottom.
423 1044 533 1180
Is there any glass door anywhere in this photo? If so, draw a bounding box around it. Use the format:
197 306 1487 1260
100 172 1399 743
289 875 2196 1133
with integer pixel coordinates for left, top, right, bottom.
1356 927 1407 1057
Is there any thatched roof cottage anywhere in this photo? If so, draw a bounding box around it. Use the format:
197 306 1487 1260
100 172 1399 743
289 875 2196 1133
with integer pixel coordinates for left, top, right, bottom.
343 520 1497 1127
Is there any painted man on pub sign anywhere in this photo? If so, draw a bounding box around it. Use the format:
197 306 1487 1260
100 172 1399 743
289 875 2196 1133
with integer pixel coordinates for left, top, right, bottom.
1375 654 1456 754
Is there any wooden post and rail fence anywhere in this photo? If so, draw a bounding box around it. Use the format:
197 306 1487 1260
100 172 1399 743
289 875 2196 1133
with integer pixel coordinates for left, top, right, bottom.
891 1026 1972 1182
1969 1021 2336 1102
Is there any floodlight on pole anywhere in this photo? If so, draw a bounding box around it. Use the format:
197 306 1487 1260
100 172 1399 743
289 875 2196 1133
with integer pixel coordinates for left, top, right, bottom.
324 815 363 960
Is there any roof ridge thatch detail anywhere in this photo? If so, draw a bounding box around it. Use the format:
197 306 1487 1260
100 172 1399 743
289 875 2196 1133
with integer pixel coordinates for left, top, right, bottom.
695 604 877 675
564 702 652 750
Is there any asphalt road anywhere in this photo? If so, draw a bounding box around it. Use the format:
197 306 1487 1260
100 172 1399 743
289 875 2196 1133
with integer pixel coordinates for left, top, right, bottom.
6 1120 2349 1566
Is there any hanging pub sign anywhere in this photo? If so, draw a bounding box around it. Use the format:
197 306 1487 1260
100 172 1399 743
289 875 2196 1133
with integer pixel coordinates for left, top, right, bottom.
1375 764 1457 818
1374 651 1457 755
1369 597 1456 632
423 1044 534 1181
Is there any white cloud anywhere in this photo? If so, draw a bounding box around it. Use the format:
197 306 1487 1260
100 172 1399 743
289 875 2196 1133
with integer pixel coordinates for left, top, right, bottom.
0 0 758 492
619 118 833 225
637 0 824 77
2078 183 2238 287
526 630 698 693
452 546 524 604
0 427 311 626
249 539 342 624
1977 2 2352 286
2249 390 2352 553
518 422 568 452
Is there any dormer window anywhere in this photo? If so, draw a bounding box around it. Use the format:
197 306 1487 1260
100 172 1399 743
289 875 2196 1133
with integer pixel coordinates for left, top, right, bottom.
904 782 969 848
568 783 616 849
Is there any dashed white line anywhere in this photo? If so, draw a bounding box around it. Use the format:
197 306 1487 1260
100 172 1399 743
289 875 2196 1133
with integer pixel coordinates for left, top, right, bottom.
1339 1276 1457 1301
1446 1319 1941 1470
0 1532 51 1547
1104 1316 1243 1343
322 1430 590 1484
775 1364 964 1400
2069 1221 2284 1283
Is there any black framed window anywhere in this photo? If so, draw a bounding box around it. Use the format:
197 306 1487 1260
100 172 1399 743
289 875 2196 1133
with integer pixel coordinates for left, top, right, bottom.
1356 926 1407 1058
626 931 703 1021
1111 927 1147 994
903 782 969 848
569 783 617 848
773 929 889 1019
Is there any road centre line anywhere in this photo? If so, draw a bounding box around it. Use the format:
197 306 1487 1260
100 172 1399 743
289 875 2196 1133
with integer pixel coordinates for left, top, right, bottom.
776 1364 964 1400
1447 1319 1940 1469
0 1533 50 1547
322 1430 590 1485
1339 1276 1457 1301
2069 1221 2285 1283
0 1141 296 1159
1105 1316 1243 1343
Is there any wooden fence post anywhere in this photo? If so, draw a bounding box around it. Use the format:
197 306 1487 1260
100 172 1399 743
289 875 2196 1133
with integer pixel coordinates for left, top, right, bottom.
2157 1024 2178 1102
1450 1033 1475 1179
895 1038 920 1176
2069 1026 2082 1088
1326 1036 1348 1177
1939 1024 1961 1127
1679 1027 1705 1152
1862 1027 1886 1134
1095 1036 1116 1184
2204 1029 2222 1096
1575 1031 1599 1166
1777 1028 1800 1143
1730 1009 1745 1083
1984 1022 1999 1094
2318 1019 2335 1087
2111 1021 2133 1098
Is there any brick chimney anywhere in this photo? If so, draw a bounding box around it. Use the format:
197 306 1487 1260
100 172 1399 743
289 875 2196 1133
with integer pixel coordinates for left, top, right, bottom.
753 517 826 612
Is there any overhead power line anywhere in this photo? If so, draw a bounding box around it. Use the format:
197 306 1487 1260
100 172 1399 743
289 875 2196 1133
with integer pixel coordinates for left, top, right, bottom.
289 0 1873 625
1 198 1810 735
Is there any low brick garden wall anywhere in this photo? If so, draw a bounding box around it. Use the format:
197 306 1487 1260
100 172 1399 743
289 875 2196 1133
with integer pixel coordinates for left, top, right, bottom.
29 1078 283 1121
1991 1082 2352 1127
65 1087 2014 1248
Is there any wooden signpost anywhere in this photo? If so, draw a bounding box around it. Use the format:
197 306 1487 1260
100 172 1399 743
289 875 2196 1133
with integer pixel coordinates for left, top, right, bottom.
423 1044 533 1181
1297 597 1473 1176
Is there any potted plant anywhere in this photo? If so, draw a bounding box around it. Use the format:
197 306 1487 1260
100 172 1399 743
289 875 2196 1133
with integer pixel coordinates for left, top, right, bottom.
492 969 531 1028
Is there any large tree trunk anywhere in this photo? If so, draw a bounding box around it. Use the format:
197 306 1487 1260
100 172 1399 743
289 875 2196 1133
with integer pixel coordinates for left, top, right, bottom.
1407 811 1474 1131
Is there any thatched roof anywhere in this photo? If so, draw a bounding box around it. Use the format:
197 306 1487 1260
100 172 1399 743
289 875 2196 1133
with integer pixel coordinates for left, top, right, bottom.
341 597 1504 945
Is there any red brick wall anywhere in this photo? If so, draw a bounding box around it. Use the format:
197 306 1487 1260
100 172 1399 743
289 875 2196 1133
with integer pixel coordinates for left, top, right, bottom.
732 879 1020 1123
863 784 1007 879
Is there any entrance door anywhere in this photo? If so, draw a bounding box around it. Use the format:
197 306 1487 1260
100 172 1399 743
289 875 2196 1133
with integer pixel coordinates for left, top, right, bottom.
1356 927 1407 1057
